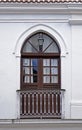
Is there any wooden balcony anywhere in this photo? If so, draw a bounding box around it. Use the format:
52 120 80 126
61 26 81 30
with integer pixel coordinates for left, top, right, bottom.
17 89 65 119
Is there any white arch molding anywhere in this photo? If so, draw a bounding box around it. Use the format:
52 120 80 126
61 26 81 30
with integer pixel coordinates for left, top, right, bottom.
14 24 68 57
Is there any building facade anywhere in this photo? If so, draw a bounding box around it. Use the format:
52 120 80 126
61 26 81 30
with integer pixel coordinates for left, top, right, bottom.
0 0 82 129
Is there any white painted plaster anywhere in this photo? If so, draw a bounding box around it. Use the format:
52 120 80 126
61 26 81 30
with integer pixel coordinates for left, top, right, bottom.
0 3 82 120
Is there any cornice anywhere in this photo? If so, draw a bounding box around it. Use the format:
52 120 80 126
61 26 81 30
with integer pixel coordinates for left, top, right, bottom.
0 18 69 23
0 3 82 15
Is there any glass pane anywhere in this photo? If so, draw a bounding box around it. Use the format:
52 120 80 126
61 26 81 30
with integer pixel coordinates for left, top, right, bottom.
31 59 38 74
51 76 58 83
22 41 38 53
32 59 38 66
43 34 52 51
43 76 50 83
23 59 30 66
43 67 50 74
23 67 30 74
51 68 58 75
23 76 30 83
43 59 50 66
22 32 60 53
31 59 38 83
31 67 38 75
29 33 39 52
45 42 59 53
51 59 58 66
31 76 37 83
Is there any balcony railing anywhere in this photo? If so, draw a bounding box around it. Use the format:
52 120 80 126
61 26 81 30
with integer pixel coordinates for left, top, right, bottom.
17 89 65 119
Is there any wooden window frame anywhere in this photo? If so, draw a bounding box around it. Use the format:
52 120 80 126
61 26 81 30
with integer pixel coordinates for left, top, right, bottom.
21 53 61 90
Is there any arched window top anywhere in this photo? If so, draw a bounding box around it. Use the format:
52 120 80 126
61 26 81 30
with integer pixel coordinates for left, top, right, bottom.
21 32 60 54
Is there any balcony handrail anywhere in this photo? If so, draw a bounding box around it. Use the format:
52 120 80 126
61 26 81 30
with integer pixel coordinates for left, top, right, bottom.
17 88 65 93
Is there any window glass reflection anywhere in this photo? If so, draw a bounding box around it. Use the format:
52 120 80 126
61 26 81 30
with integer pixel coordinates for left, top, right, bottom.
51 59 58 66
32 59 38 83
23 59 30 66
51 68 58 75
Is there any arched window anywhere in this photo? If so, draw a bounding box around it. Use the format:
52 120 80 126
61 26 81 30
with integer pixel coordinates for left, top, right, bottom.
21 32 60 89
20 32 61 119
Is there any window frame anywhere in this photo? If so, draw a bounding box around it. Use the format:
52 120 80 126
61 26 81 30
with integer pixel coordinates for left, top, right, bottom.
21 32 61 90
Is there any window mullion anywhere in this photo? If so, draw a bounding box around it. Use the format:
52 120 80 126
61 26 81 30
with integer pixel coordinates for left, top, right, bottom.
50 59 52 83
38 58 43 88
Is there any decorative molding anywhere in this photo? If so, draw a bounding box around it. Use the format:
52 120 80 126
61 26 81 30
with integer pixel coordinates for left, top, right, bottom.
69 19 82 25
70 101 82 106
0 3 82 15
0 19 69 23
1 119 82 124
14 24 68 57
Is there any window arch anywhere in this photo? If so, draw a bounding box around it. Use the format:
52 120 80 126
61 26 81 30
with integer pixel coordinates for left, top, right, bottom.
21 32 60 90
22 32 60 53
20 32 62 119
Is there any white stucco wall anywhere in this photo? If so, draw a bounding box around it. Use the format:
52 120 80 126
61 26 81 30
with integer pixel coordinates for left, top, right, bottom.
70 24 82 118
0 3 82 119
